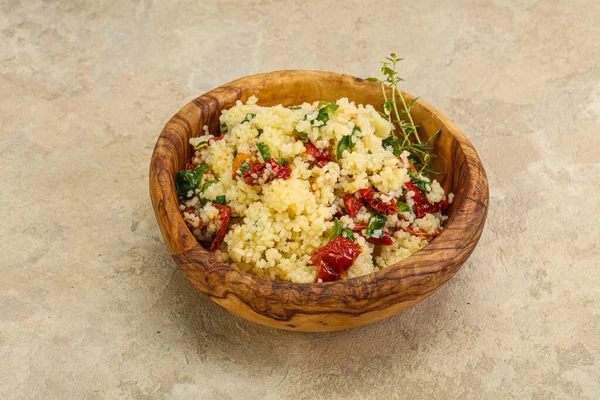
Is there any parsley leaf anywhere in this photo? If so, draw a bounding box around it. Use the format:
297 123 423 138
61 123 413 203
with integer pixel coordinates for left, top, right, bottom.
175 164 209 198
315 102 339 125
194 141 208 150
365 214 387 238
256 142 271 162
241 113 256 124
293 129 309 142
409 171 430 193
397 201 411 213
329 218 343 241
341 228 355 242
336 131 357 159
237 160 251 176
213 195 227 205
198 179 219 205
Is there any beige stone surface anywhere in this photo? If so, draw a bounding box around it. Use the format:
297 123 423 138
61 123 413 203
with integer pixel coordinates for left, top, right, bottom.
1 0 599 398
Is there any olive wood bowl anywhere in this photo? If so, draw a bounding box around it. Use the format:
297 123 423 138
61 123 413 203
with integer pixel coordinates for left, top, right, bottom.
149 70 488 332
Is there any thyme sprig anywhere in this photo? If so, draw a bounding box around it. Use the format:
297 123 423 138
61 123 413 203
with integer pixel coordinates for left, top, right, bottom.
367 53 440 175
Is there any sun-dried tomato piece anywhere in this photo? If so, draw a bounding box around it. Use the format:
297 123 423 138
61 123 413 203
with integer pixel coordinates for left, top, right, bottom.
317 160 330 168
243 158 292 186
351 222 368 232
210 204 231 251
364 232 394 245
358 188 398 215
399 225 441 238
304 142 331 162
310 236 362 282
343 194 364 218
208 135 225 143
185 163 196 171
406 182 449 218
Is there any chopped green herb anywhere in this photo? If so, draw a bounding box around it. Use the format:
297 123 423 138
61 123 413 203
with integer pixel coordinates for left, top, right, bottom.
256 142 271 162
237 160 251 176
293 129 309 142
409 171 430 193
329 218 343 241
288 106 302 110
257 128 264 137
213 195 227 205
220 122 228 134
175 164 209 198
198 179 220 205
382 135 402 156
241 113 256 124
278 158 286 167
194 141 208 150
336 131 357 159
365 214 387 238
315 102 339 125
233 149 238 159
341 228 355 242
368 150 373 155
397 201 411 213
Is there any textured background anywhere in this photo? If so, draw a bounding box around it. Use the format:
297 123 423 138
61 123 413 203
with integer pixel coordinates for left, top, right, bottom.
1 0 599 399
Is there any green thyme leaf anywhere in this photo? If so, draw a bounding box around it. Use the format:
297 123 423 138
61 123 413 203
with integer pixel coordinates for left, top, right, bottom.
365 77 380 82
288 106 302 110
256 142 271 162
329 218 343 241
382 135 402 156
175 164 209 198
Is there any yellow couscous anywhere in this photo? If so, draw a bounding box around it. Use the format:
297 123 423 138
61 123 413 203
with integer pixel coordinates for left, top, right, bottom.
176 96 453 283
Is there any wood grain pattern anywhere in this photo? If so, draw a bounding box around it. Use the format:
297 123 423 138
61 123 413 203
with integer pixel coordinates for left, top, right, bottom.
149 71 489 332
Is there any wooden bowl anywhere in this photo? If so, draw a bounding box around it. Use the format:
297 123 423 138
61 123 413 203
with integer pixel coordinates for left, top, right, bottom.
149 71 488 332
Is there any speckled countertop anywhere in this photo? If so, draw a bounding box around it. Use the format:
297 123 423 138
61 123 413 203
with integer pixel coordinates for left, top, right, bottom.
1 1 599 399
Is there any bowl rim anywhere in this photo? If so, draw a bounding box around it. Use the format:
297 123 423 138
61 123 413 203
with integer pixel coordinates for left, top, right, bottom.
150 69 488 298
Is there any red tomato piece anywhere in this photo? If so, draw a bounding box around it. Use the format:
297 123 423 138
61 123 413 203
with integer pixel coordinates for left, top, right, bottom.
405 182 449 218
399 225 441 238
364 232 394 245
210 204 231 251
243 158 292 186
358 188 398 215
208 135 225 143
304 142 331 162
351 222 368 232
317 160 330 168
185 163 196 170
343 194 364 218
310 236 362 282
